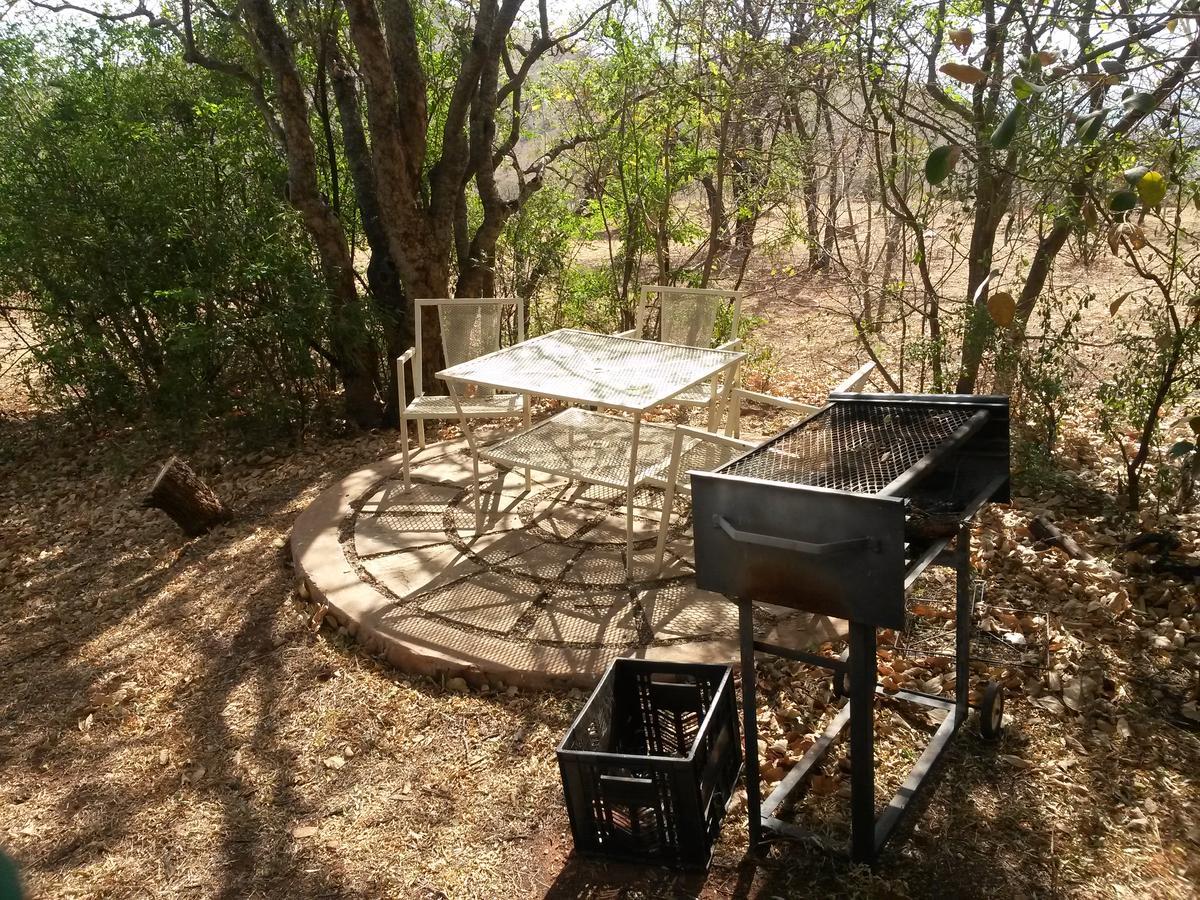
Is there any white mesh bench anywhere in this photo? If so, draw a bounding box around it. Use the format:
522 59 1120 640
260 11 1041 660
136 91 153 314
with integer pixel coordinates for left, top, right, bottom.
438 328 745 575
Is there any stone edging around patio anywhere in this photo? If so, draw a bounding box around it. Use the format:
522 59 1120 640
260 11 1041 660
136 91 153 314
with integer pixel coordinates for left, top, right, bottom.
291 437 844 689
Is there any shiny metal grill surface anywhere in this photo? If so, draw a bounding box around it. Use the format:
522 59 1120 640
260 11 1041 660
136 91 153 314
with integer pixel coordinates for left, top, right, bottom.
721 402 977 494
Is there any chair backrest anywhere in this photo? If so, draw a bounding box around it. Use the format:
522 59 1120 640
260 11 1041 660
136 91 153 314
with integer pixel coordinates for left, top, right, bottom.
412 297 525 396
635 286 742 349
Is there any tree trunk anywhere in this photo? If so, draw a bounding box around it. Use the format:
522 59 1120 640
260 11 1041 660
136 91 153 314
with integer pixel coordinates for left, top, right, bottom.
820 99 840 261
243 0 382 428
144 457 233 536
956 162 1012 394
330 50 411 425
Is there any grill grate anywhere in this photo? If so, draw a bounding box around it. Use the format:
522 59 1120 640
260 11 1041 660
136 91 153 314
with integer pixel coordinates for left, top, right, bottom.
721 402 977 494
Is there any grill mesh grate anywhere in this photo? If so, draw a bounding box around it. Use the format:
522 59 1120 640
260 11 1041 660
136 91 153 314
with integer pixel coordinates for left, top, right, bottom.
721 402 977 494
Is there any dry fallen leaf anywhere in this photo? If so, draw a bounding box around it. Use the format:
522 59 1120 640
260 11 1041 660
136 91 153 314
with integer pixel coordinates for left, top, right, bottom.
940 62 988 85
810 774 840 795
292 825 318 839
1000 754 1035 770
324 755 346 770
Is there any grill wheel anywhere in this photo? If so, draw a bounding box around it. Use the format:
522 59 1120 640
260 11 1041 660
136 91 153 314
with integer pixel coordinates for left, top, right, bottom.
980 681 1005 740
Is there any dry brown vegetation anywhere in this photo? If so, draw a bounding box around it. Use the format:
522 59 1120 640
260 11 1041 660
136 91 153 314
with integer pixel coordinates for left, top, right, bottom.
1 275 1198 899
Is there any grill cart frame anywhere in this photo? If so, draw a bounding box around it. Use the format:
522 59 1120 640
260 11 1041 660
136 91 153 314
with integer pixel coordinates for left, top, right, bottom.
690 393 1010 863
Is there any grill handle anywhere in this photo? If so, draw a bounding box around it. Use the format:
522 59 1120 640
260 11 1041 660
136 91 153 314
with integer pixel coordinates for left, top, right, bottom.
713 515 879 555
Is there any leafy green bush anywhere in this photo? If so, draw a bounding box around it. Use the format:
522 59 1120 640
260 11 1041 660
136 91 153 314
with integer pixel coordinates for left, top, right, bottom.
0 25 332 440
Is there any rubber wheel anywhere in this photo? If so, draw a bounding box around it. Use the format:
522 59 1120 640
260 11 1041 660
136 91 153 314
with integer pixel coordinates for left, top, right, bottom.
980 681 1005 740
832 671 851 699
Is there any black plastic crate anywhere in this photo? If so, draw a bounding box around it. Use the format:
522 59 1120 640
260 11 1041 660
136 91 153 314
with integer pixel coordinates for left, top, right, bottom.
556 658 742 869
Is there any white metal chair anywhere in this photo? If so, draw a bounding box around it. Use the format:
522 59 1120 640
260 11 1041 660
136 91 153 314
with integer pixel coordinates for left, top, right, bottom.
648 362 879 575
397 298 530 490
616 285 744 427
724 361 878 438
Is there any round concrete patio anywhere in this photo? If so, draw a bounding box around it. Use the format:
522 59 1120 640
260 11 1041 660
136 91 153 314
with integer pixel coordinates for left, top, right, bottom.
291 436 844 687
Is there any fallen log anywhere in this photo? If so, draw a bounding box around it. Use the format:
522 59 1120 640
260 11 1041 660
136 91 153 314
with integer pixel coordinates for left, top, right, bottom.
143 456 233 536
1029 514 1091 560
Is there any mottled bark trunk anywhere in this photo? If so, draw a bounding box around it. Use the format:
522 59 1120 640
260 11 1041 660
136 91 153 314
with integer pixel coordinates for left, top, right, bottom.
330 52 411 425
956 158 1011 394
242 0 382 427
820 100 840 260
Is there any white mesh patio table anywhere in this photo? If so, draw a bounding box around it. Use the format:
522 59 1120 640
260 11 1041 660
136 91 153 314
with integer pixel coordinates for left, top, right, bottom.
437 329 745 574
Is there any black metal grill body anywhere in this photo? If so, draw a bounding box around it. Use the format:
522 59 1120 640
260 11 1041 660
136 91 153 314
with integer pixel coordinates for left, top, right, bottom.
688 392 1010 864
691 393 1009 629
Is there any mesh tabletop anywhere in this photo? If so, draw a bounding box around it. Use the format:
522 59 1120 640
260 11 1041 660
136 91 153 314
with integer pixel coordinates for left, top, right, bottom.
437 329 743 411
482 407 679 489
721 402 978 494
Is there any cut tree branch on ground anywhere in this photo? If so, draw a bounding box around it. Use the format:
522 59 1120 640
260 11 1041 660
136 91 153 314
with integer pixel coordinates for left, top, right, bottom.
1029 514 1092 560
143 456 233 536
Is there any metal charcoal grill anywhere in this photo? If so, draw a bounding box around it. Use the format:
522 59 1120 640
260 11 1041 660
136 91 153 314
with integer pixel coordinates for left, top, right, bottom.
690 392 1010 863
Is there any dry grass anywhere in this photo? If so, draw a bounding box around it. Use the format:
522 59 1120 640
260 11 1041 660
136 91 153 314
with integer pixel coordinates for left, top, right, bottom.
1 273 1198 899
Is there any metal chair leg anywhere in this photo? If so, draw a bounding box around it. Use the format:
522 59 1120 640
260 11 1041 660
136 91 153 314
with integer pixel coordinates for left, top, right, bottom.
652 484 676 577
739 600 763 854
400 415 412 492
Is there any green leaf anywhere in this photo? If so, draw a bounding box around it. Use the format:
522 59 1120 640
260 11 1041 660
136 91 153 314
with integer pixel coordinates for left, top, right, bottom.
1108 189 1137 212
1075 109 1108 144
1122 92 1157 115
1137 171 1167 207
925 144 962 185
990 105 1024 150
1012 76 1046 100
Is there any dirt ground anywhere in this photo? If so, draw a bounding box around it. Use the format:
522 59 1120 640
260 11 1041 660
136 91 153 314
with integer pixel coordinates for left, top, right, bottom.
1 271 1198 900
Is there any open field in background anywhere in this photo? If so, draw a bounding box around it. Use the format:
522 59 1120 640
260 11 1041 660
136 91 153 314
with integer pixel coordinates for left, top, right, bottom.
1 246 1197 899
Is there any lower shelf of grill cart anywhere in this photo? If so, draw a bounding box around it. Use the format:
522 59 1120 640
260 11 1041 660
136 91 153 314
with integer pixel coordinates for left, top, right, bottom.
756 689 964 859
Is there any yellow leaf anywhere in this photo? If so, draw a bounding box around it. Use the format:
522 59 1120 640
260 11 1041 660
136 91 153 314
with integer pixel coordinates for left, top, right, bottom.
949 28 973 53
940 62 988 85
987 291 1016 327
1167 18 1178 32
1037 49 1059 65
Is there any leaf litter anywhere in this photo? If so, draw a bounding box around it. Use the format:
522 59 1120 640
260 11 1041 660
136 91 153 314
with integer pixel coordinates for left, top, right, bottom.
0 315 1196 898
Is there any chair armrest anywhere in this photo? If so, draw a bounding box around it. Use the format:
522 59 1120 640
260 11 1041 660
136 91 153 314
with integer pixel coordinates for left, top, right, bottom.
732 388 821 415
715 338 743 352
673 424 756 450
396 347 417 411
831 361 876 394
644 425 754 488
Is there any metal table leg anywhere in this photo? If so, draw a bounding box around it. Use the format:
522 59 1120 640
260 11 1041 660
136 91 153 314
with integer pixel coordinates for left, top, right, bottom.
446 379 484 534
624 411 642 576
